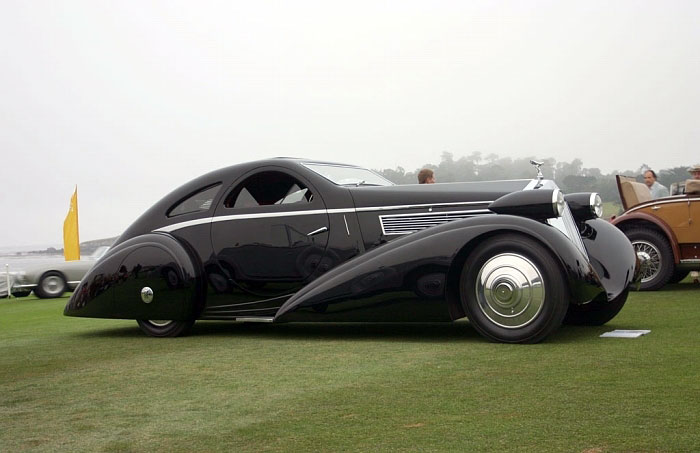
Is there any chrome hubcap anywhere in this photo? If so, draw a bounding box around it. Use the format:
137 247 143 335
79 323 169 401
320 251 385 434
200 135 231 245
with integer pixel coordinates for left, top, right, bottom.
42 276 63 294
141 287 154 304
475 253 545 329
148 320 173 327
632 241 660 283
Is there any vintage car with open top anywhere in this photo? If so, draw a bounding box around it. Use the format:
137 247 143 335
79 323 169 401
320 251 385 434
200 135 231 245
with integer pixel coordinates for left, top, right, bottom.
612 175 700 290
64 159 641 343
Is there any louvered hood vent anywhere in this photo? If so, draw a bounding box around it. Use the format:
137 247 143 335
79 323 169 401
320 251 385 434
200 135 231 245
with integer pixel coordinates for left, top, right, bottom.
379 209 492 235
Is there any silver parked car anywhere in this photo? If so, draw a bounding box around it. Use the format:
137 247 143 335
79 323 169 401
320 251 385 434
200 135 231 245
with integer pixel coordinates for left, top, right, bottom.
3 247 109 298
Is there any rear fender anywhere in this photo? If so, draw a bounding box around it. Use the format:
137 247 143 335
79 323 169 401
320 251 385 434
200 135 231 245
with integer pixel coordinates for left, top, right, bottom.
64 233 203 320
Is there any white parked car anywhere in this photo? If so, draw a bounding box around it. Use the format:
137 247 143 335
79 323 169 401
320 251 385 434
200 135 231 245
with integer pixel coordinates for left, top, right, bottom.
2 247 109 298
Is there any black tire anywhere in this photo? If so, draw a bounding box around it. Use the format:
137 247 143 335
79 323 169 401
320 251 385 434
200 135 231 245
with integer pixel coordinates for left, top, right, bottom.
668 270 689 284
625 228 674 291
563 289 629 326
136 319 195 337
459 233 569 344
34 271 67 298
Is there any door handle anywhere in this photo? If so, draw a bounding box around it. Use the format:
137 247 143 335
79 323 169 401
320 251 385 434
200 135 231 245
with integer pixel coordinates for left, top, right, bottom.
651 206 660 211
307 226 328 237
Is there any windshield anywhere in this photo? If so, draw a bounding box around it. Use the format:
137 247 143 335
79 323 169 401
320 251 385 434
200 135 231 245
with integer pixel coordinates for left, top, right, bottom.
303 163 394 186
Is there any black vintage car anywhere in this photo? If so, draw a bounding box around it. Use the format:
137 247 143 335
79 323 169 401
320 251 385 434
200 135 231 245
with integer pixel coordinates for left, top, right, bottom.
65 159 640 343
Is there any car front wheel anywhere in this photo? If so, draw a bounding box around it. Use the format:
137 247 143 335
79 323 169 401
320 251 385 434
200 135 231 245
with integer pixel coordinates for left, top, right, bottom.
460 234 569 344
136 319 195 337
626 228 674 291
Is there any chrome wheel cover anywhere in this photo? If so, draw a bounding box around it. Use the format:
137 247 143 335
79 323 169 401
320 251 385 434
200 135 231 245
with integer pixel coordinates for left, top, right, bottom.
41 275 64 295
632 240 661 283
474 253 545 329
148 320 173 327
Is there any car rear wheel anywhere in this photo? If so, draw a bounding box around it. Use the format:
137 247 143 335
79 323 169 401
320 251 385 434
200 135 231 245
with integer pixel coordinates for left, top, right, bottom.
563 289 629 326
459 234 569 344
34 271 67 298
625 229 674 291
136 319 195 337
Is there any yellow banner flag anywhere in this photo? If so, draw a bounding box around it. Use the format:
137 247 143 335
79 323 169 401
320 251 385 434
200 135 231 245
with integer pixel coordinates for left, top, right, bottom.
63 186 80 261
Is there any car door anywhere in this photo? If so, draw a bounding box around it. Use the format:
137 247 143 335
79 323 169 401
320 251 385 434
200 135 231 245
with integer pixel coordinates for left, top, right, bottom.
210 167 330 300
678 194 700 247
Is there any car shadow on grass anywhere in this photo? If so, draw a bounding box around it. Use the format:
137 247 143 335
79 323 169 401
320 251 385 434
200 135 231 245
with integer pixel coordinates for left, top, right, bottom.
76 320 607 344
661 282 700 292
195 321 489 343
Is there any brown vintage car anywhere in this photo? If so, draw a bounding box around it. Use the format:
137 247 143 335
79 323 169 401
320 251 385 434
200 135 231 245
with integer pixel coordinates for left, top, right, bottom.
612 176 700 290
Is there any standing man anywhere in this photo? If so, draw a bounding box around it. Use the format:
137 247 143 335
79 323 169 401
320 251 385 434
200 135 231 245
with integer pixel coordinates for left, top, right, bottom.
418 168 436 184
643 170 669 199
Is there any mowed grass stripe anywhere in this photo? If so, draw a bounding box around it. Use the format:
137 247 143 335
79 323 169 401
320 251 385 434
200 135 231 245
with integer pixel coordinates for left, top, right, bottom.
1 285 698 452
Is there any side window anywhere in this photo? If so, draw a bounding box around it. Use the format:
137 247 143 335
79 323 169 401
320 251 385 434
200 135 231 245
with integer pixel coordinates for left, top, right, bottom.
168 184 221 217
224 171 314 209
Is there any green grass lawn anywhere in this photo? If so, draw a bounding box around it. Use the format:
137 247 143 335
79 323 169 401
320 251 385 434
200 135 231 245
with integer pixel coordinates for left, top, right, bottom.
603 201 622 218
1 285 699 452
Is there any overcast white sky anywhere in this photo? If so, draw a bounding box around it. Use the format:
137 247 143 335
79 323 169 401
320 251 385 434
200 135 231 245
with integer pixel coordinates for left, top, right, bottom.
1 0 698 248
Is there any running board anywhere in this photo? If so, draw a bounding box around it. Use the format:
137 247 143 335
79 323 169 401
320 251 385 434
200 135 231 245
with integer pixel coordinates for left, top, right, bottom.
235 317 274 323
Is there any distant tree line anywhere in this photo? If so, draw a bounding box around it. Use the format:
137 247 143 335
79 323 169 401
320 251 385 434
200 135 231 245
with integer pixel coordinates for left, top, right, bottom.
22 236 118 256
376 152 691 210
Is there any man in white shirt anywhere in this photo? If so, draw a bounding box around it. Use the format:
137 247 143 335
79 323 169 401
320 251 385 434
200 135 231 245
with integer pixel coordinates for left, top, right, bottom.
644 170 669 199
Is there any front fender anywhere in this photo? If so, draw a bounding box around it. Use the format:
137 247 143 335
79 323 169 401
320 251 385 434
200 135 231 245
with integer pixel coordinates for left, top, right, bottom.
274 215 605 322
580 218 639 300
64 233 203 320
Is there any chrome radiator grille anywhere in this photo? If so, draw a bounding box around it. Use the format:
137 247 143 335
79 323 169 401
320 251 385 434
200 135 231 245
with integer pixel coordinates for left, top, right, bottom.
547 205 588 258
379 209 492 235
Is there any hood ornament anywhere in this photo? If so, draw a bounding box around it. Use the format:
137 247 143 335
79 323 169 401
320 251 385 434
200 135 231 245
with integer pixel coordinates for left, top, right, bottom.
530 160 544 181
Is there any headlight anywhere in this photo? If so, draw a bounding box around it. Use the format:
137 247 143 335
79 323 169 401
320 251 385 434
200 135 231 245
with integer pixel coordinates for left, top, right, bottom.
553 189 565 217
591 193 603 218
489 188 564 219
564 192 603 221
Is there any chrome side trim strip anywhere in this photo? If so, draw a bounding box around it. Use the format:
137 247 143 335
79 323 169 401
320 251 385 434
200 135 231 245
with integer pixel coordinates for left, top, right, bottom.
213 209 329 222
205 294 292 310
628 197 700 213
680 259 700 264
155 201 494 233
235 317 275 323
155 217 212 232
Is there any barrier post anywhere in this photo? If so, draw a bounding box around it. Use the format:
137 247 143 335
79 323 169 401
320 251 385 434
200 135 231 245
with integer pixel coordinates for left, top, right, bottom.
5 264 12 299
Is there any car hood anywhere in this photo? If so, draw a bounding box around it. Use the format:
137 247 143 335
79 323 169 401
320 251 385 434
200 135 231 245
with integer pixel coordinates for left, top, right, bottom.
347 180 533 208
